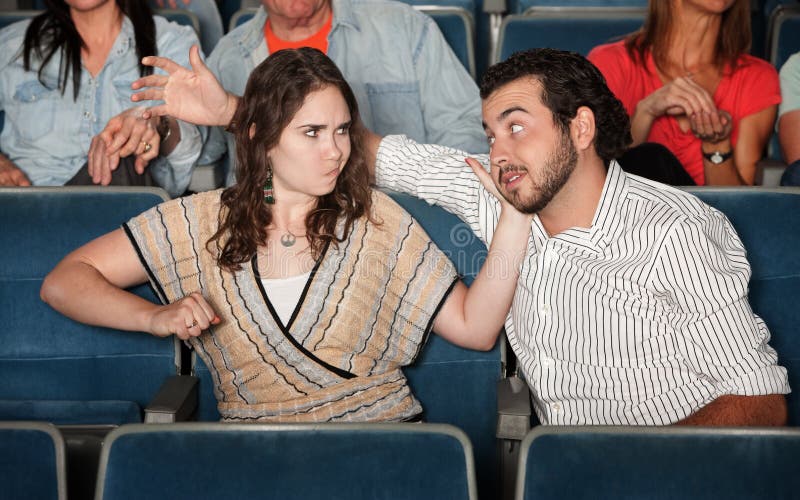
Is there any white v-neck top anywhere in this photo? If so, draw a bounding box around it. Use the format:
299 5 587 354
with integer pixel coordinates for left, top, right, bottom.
261 271 311 325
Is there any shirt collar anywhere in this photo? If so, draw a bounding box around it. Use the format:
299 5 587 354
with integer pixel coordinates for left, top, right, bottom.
530 160 628 253
587 160 629 250
331 0 361 32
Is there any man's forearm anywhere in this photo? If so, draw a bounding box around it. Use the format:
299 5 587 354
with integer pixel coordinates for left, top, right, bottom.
676 394 787 426
363 128 382 180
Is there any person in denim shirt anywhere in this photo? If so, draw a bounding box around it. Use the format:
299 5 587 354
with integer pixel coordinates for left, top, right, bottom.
0 1 202 197
168 0 486 186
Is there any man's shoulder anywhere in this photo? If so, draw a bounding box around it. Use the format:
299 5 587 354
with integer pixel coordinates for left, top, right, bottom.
153 15 199 57
624 174 718 225
341 0 428 26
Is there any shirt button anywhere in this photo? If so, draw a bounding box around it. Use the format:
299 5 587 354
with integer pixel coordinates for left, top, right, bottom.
83 111 91 118
540 303 551 315
551 403 561 411
542 357 554 367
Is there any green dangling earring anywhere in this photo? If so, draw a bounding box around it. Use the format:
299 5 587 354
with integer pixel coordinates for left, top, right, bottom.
263 167 275 204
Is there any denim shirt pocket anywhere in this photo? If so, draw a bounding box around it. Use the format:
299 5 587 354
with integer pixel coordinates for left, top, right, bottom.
365 82 426 142
11 79 57 142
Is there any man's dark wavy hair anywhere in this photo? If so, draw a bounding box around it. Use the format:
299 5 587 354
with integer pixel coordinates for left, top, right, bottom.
480 48 632 165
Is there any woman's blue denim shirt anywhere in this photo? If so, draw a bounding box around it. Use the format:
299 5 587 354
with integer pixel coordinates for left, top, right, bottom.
0 15 202 196
200 0 488 186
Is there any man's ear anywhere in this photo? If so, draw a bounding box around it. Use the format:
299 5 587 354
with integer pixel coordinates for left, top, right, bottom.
570 106 596 152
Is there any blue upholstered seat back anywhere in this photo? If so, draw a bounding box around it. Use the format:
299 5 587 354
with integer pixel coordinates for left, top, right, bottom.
194 191 501 495
518 426 800 499
512 0 647 12
689 188 800 424
0 421 66 500
768 4 800 71
0 187 175 424
97 423 476 500
496 10 645 63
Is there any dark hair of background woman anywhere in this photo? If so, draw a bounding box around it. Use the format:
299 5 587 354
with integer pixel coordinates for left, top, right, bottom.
209 48 374 271
22 0 156 100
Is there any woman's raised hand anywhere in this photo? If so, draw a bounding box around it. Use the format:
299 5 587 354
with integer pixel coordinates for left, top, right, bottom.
131 45 238 127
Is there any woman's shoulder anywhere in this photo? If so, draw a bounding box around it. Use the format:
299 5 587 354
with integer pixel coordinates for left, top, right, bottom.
0 19 31 67
734 54 778 76
588 39 631 62
148 189 224 222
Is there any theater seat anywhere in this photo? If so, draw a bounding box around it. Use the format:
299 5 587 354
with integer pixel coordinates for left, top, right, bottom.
0 187 198 498
517 426 800 499
495 8 646 63
96 422 477 500
0 421 66 500
687 187 800 424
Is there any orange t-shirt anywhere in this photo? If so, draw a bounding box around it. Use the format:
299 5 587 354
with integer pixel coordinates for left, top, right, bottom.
265 12 333 54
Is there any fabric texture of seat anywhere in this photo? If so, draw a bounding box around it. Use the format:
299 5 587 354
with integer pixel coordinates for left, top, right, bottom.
0 421 66 500
495 8 645 63
517 426 800 500
96 422 476 500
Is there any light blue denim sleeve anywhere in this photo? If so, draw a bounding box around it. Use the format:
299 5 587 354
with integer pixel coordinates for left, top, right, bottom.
779 53 800 119
197 31 254 186
413 17 487 155
147 17 204 196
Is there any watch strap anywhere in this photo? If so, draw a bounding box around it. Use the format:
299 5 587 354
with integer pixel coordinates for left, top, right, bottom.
702 149 733 164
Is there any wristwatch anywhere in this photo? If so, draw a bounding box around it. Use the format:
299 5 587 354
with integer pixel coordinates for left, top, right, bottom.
156 117 172 143
702 149 733 165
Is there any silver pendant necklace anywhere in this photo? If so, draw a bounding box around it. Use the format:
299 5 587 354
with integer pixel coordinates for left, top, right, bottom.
280 231 297 248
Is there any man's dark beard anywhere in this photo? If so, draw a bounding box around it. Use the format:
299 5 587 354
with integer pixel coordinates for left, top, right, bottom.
501 132 578 214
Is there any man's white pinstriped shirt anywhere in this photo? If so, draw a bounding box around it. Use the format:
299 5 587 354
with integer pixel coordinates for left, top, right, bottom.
376 135 790 425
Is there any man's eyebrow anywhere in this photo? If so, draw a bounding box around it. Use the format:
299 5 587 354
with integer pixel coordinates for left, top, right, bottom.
483 106 528 131
497 106 527 122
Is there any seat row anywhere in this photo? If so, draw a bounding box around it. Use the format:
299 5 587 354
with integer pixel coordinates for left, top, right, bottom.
2 185 800 498
5 420 800 500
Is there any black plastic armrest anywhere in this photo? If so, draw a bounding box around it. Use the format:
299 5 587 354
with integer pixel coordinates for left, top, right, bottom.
144 375 199 423
496 375 531 441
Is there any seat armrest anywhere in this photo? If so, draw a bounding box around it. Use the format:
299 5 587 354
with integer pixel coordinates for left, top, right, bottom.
144 375 199 423
483 0 506 14
754 159 787 187
496 375 531 441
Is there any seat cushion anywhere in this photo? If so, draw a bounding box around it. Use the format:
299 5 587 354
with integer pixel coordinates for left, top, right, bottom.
0 400 142 425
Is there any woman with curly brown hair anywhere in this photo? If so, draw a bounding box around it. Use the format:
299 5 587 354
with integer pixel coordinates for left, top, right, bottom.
40 48 533 423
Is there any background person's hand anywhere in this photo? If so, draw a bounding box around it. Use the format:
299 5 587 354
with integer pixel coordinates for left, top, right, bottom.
640 76 717 118
0 157 31 186
88 107 161 184
132 45 236 126
690 109 733 144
